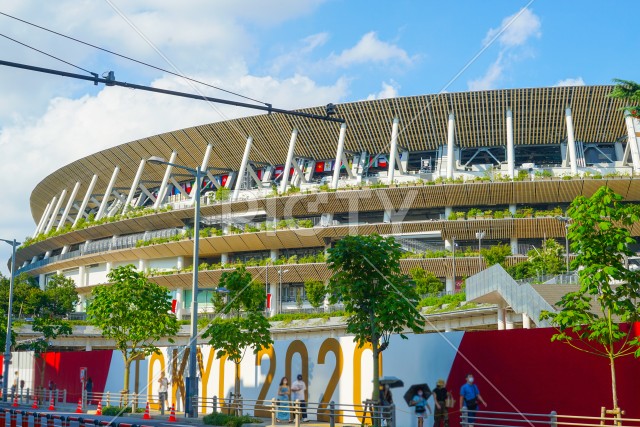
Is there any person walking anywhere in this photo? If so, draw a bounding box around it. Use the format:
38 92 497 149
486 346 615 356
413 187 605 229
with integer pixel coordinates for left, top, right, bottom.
460 374 487 427
158 372 169 415
276 377 290 423
410 387 431 427
85 377 93 405
379 384 393 426
433 379 451 427
291 374 308 423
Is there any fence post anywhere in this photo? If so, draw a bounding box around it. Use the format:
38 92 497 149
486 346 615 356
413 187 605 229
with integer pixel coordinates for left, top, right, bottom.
133 394 138 412
329 401 336 427
270 398 276 427
106 391 110 407
294 400 300 427
26 388 30 403
550 411 557 427
461 407 468 427
21 411 28 427
212 396 218 413
390 403 396 427
238 395 244 417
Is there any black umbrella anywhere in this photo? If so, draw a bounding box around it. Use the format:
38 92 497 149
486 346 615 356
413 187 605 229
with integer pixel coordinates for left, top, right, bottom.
379 376 404 388
403 383 431 406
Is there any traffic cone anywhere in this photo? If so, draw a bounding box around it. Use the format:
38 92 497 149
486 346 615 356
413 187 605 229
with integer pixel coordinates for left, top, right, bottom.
32 397 39 409
142 402 151 420
96 401 103 416
75 398 83 414
12 395 18 407
48 396 55 410
168 404 177 422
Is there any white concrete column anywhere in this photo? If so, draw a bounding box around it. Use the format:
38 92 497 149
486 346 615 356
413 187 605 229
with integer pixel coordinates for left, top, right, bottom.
34 201 53 237
506 313 514 330
78 294 86 312
565 107 578 175
280 129 299 194
78 265 86 287
138 259 148 273
522 313 531 329
506 109 515 179
192 144 213 199
444 206 453 220
61 245 70 255
177 256 185 270
270 249 280 262
45 192 65 234
305 160 315 182
154 151 178 209
331 123 348 190
221 253 229 265
497 305 506 330
96 166 120 220
233 136 254 201
387 118 400 184
106 262 112 274
38 274 46 290
383 211 392 223
73 174 98 228
57 182 81 231
625 112 640 172
510 237 519 255
175 288 184 319
123 159 146 214
446 113 456 179
445 277 454 293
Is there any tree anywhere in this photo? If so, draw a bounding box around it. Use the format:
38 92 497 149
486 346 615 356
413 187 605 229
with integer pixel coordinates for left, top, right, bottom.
609 79 640 118
480 243 512 267
304 280 326 309
410 267 444 295
541 186 640 413
507 239 564 280
327 235 424 407
87 265 179 397
40 274 79 317
202 267 272 401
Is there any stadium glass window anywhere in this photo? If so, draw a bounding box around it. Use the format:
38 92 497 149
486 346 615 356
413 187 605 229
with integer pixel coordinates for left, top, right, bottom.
407 151 438 172
515 145 562 167
183 289 215 308
460 147 505 166
584 143 616 165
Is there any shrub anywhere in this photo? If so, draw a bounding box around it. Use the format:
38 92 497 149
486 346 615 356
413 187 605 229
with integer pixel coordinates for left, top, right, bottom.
203 411 263 426
101 406 145 416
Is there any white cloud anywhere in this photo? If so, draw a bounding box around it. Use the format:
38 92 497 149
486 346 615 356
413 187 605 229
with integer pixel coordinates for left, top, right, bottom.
483 7 541 48
302 33 330 53
555 77 586 87
331 32 413 68
366 80 400 100
468 8 541 91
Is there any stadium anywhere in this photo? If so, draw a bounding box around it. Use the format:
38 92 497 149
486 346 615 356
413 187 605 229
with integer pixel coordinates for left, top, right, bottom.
5 84 640 423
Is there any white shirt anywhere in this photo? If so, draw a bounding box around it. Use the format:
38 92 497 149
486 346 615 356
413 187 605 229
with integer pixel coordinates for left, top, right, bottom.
291 379 306 401
159 377 169 393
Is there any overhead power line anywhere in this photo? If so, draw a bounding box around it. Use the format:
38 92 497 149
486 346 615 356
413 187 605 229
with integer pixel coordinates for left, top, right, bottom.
0 59 345 123
0 11 268 106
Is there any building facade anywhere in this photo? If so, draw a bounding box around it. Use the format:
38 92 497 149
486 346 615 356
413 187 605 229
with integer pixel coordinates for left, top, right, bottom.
13 85 640 321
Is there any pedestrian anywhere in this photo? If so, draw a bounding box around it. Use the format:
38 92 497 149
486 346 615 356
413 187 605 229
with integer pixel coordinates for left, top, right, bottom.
11 371 18 397
291 374 308 423
410 387 431 427
379 384 393 426
85 377 93 404
433 379 452 427
276 377 290 423
460 374 487 427
158 372 169 415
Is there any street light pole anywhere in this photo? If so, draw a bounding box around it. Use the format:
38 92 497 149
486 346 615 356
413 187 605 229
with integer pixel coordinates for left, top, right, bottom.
451 237 456 293
475 231 485 271
1 238 20 402
148 157 201 417
556 216 570 274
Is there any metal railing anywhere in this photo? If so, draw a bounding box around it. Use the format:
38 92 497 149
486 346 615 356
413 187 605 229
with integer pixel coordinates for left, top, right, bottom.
197 395 396 426
460 408 640 427
2 388 67 405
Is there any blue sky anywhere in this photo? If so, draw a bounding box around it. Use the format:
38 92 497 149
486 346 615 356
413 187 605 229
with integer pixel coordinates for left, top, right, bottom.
0 0 637 273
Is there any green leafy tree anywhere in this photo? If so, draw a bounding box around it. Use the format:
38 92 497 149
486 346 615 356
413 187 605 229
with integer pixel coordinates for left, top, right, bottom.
541 186 640 412
304 280 326 308
327 235 424 406
410 267 444 295
87 265 179 397
203 267 272 401
609 79 640 118
507 239 564 280
40 274 79 317
480 243 512 267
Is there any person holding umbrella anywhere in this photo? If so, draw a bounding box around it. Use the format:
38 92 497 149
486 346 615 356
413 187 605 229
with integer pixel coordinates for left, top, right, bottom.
410 387 431 427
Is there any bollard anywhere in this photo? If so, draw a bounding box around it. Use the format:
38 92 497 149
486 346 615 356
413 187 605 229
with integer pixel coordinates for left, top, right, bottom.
270 398 276 427
21 411 28 427
46 414 54 427
26 389 30 403
293 400 300 427
212 396 218 413
0 409 5 427
10 410 17 427
329 401 336 427
62 390 67 404
33 413 41 427
106 391 111 407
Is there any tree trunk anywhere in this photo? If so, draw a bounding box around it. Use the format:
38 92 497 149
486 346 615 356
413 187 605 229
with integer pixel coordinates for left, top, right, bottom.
609 351 618 410
234 362 241 415
370 309 381 427
122 354 131 406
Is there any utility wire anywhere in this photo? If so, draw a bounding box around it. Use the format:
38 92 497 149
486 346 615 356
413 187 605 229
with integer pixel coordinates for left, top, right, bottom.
0 32 96 76
0 10 269 106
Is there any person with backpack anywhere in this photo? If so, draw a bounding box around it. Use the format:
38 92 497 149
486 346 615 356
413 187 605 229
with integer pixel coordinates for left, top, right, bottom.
410 387 432 427
460 374 487 427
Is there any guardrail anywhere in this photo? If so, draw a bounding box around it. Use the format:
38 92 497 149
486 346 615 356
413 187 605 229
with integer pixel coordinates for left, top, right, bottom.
0 408 154 427
460 409 639 427
5 389 68 406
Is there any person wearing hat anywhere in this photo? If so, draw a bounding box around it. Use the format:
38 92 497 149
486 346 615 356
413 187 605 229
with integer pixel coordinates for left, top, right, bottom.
433 379 452 427
291 374 308 423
